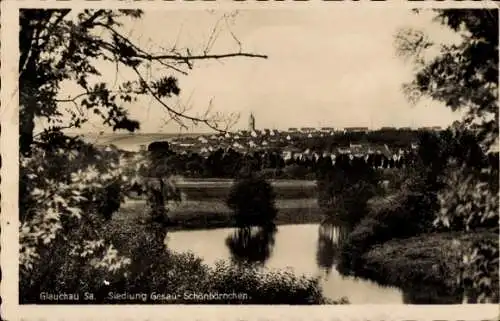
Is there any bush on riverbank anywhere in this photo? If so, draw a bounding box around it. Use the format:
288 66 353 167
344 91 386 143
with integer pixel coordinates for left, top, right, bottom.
359 230 499 303
338 188 441 276
317 164 381 226
337 128 499 303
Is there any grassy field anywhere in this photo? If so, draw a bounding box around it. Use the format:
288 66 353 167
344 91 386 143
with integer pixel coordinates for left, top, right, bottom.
176 179 317 200
123 178 323 230
123 198 324 231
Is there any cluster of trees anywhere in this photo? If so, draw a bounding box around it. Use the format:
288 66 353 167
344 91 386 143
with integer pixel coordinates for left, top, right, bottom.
331 8 499 304
290 129 420 150
401 9 499 303
18 8 336 305
142 143 414 180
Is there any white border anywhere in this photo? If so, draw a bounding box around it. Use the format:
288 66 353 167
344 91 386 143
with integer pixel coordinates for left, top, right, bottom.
2 1 499 320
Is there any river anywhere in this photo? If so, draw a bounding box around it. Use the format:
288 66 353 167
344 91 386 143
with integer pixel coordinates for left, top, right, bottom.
165 223 406 304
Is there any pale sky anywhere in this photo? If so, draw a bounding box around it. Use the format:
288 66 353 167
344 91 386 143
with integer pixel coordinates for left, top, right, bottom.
50 8 465 135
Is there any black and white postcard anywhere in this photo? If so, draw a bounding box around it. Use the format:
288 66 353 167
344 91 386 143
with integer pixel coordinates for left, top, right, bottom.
1 0 499 320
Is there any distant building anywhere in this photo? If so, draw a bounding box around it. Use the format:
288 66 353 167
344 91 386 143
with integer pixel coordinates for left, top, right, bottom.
300 127 315 133
288 127 298 132
419 126 442 131
282 150 293 160
248 113 256 132
320 127 334 132
344 127 369 133
238 130 249 136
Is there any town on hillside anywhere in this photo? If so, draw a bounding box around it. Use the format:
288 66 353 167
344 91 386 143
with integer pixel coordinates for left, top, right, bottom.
135 113 442 162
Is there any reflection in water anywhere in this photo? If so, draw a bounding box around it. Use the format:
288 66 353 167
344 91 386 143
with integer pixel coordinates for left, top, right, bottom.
226 225 277 266
315 222 350 275
165 224 405 303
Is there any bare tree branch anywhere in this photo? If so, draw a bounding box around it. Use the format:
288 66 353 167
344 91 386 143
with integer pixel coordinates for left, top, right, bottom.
131 66 233 133
147 52 268 62
94 21 267 69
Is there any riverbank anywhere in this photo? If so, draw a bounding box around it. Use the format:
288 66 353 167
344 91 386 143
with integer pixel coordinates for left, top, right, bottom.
23 196 339 305
349 229 499 303
121 198 325 231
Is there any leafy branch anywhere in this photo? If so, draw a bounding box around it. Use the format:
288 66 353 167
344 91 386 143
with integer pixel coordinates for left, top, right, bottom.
20 9 267 154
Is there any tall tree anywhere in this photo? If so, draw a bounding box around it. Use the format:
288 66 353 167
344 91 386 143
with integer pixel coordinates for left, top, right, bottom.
18 9 267 290
19 9 267 155
395 9 498 149
395 9 499 303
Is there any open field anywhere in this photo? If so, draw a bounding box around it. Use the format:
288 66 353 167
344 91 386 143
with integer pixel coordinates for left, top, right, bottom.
123 197 324 231
175 179 317 200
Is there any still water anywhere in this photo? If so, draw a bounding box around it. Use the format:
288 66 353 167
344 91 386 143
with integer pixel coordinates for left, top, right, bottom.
165 223 405 304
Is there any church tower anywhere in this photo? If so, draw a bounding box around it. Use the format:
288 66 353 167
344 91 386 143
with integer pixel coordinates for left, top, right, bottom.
248 112 256 131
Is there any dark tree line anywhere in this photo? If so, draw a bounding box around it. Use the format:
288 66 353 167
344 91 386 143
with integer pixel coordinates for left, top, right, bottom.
147 144 413 180
290 129 420 151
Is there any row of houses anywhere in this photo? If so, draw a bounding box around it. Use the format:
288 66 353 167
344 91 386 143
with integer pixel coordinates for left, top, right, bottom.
152 125 443 149
285 126 441 134
281 146 407 162
285 127 368 134
138 132 419 156
144 138 410 161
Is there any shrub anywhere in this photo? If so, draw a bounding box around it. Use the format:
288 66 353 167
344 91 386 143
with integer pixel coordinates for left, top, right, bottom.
317 165 381 225
337 188 436 274
227 177 277 228
21 220 344 305
256 168 283 179
19 142 135 282
205 261 343 304
282 164 309 179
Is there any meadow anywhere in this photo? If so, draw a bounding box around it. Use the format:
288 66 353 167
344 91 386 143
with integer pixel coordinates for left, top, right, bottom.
176 178 318 200
124 178 324 231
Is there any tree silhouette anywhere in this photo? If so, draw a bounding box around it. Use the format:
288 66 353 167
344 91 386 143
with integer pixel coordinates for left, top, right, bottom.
19 9 267 294
395 9 499 303
227 177 277 229
19 9 267 155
